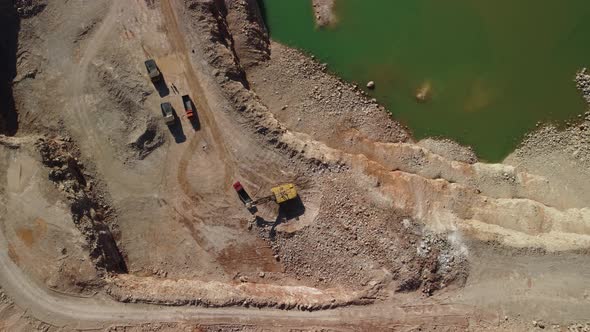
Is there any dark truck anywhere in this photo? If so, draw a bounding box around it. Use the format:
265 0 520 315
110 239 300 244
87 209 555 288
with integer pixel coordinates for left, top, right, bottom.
182 95 194 119
233 181 253 206
144 59 161 82
160 102 175 125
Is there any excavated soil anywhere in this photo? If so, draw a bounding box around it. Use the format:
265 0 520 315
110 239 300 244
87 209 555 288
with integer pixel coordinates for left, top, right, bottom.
1 0 590 330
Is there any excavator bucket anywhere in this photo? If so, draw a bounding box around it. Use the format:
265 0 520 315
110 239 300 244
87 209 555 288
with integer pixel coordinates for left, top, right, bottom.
271 183 297 204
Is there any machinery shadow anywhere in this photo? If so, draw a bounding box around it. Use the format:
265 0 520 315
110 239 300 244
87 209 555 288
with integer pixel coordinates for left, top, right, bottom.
247 205 258 214
256 196 306 239
153 76 170 97
279 195 306 221
255 0 269 33
189 113 200 131
164 107 186 143
0 2 20 135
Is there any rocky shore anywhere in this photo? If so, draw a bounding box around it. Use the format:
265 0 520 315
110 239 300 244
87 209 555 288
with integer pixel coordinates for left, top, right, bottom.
575 68 590 105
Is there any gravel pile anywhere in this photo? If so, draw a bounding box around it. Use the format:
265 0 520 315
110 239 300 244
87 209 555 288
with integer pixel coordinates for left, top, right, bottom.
257 173 468 295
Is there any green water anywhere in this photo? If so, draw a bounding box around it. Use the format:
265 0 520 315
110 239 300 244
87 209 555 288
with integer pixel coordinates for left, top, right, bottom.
260 0 590 161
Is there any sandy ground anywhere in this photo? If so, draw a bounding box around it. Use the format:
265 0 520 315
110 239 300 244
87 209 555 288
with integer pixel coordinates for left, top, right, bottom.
0 0 590 330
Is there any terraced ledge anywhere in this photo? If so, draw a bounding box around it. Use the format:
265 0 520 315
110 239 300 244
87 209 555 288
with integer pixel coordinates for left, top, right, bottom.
338 128 584 210
282 130 590 251
350 156 590 252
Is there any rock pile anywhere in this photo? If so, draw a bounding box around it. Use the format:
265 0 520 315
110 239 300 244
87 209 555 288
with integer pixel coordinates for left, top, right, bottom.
257 174 468 295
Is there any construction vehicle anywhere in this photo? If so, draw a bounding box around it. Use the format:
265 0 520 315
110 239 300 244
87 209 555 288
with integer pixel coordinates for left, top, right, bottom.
233 181 298 209
266 183 298 205
233 181 253 205
182 95 195 119
160 102 175 125
144 59 161 82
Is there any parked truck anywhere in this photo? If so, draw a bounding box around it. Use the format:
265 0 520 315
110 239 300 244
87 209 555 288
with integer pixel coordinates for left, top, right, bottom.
233 181 253 205
182 95 195 119
160 102 175 125
144 59 161 83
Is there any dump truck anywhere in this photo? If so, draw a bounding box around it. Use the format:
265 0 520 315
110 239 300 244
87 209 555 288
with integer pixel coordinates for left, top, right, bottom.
160 102 175 125
144 59 161 82
233 181 253 205
182 95 195 119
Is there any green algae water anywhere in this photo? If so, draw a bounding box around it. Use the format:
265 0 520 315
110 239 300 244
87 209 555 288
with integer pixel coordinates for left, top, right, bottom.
260 0 590 161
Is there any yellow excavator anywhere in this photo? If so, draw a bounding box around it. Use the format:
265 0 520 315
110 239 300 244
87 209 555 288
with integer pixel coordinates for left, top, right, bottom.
247 183 297 209
233 181 297 210
233 182 297 209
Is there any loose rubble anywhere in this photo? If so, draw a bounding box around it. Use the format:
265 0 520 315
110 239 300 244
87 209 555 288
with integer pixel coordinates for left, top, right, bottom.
255 175 468 294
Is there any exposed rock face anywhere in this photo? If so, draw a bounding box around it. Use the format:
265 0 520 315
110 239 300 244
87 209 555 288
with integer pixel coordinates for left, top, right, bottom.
223 0 270 68
36 136 127 273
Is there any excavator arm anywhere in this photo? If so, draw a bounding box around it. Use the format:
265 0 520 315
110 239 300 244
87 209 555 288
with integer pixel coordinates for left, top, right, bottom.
247 195 274 208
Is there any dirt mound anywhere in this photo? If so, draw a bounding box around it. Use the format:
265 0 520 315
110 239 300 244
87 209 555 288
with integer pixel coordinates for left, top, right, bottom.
127 118 165 160
107 273 378 310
